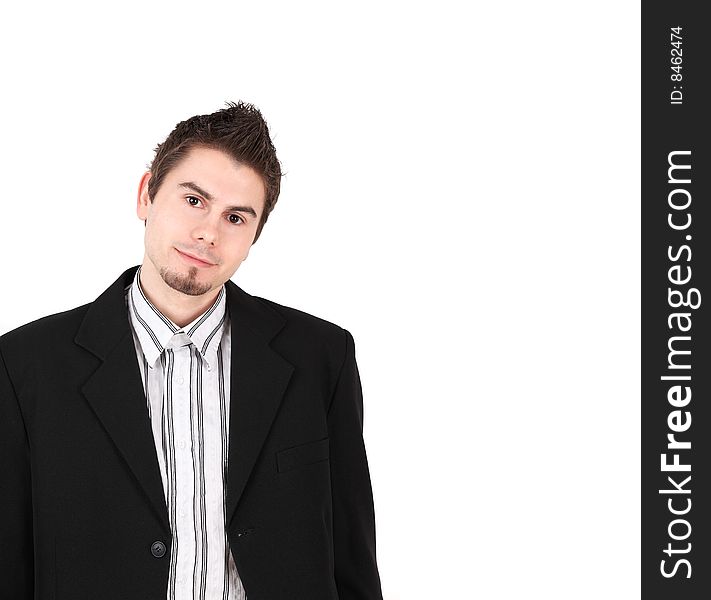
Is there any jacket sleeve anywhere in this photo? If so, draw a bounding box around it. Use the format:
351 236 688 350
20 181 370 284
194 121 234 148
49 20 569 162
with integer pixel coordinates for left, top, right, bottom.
0 345 34 598
327 329 384 600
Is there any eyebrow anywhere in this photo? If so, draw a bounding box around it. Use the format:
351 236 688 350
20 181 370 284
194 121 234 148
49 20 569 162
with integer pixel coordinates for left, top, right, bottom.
178 181 258 218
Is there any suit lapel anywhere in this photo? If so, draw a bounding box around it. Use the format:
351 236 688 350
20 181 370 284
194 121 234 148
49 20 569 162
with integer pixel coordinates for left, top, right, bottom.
223 279 294 526
74 265 294 535
75 265 170 533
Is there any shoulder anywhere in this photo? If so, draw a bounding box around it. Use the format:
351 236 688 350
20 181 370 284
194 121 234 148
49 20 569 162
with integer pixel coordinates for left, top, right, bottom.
0 303 92 353
248 294 353 364
0 303 93 388
257 295 346 335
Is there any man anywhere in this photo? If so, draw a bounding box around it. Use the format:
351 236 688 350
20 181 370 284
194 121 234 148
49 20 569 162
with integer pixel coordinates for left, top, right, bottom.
0 101 384 600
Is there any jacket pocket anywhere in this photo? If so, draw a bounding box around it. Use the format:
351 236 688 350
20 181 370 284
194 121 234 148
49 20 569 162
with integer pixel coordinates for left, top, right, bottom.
276 437 330 473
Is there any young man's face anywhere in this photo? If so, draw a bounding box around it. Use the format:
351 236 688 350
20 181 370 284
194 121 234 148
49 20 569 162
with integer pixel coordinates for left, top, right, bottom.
136 145 265 297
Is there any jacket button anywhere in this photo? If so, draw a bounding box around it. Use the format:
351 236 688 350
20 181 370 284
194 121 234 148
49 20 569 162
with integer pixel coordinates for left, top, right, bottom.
150 541 167 558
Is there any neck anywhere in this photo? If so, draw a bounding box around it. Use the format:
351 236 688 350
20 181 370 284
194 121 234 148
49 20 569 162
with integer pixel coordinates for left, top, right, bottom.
138 260 220 329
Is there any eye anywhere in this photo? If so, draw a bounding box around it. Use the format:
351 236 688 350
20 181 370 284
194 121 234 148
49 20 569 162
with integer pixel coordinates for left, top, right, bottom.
186 195 244 226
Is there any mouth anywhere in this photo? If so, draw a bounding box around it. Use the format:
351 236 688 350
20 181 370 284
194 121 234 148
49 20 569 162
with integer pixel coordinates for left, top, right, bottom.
175 248 216 268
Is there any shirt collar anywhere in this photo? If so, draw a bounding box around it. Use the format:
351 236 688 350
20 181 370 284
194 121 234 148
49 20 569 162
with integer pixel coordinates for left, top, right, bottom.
126 265 228 371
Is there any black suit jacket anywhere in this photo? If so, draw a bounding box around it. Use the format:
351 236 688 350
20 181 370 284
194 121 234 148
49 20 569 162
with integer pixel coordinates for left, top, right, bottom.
0 265 383 600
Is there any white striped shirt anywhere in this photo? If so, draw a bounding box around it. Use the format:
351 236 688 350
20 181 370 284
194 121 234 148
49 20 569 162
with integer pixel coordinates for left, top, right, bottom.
124 265 247 600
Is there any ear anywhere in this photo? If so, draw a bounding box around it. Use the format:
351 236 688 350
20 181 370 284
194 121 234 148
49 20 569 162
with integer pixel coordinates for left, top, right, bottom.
136 171 152 221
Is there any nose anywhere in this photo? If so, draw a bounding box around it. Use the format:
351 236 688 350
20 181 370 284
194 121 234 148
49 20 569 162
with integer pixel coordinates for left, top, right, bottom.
193 217 219 246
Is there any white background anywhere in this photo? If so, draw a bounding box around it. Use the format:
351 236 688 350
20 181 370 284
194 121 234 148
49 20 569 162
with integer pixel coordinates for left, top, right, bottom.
0 1 640 598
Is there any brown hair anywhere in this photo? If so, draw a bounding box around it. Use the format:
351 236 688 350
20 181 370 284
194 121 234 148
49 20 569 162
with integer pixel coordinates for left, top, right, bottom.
146 100 283 244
